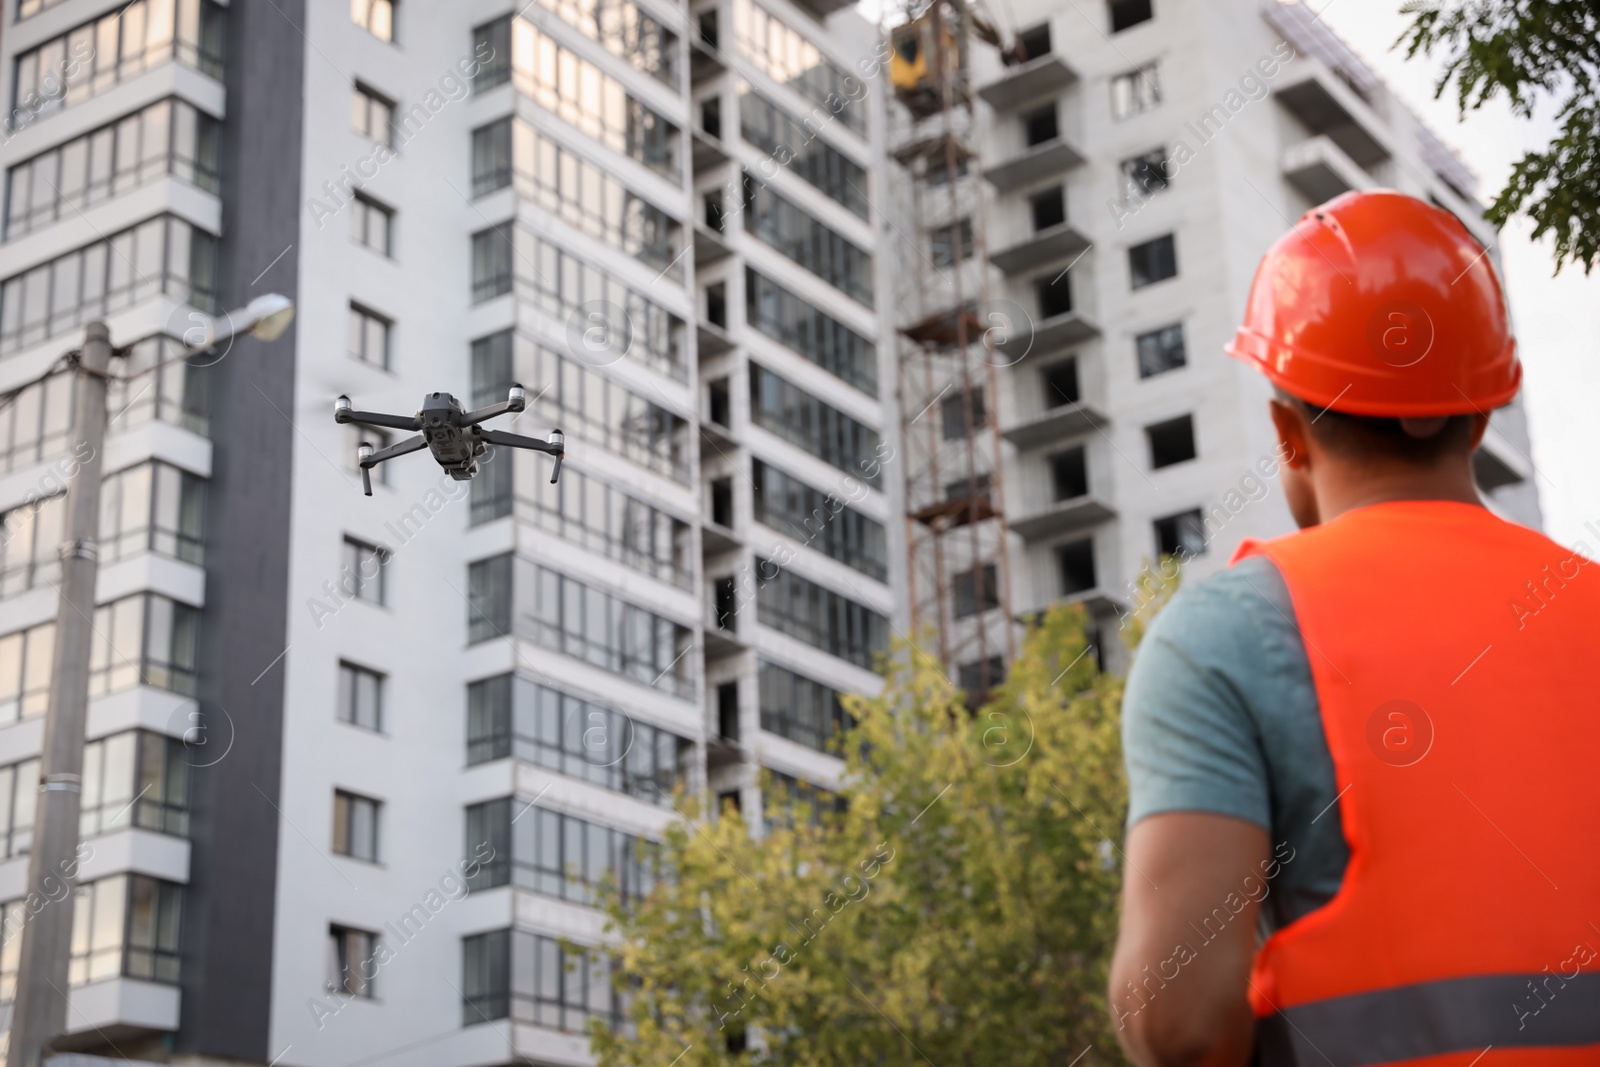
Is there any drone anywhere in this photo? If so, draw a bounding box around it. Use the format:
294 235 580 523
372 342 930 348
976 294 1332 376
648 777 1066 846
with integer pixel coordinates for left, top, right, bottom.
333 386 564 496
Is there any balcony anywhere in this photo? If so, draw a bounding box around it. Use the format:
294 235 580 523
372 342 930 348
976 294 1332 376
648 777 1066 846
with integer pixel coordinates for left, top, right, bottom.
1273 65 1391 169
992 222 1091 276
692 129 728 175
1003 399 1109 449
694 224 732 265
703 520 742 555
690 39 726 86
978 54 1077 111
1010 494 1117 540
1032 308 1100 352
985 137 1085 193
697 320 735 358
791 0 853 16
1281 135 1374 204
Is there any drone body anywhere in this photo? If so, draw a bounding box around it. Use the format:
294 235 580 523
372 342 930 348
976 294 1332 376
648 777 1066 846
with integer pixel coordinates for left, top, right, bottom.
334 386 564 495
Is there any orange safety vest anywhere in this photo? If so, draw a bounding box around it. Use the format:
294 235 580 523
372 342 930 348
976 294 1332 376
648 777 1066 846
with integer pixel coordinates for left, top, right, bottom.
1230 500 1600 1066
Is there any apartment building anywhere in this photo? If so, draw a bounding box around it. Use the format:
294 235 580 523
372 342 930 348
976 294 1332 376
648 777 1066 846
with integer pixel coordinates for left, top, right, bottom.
0 0 900 1064
941 0 1541 663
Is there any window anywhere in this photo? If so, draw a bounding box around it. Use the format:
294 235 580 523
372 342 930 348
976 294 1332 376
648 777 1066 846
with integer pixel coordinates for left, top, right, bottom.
502 228 686 380
764 771 840 832
467 554 512 643
731 0 865 133
329 926 377 997
752 461 888 581
1060 538 1097 594
1023 104 1058 147
1154 509 1206 559
743 177 874 304
758 660 852 753
1146 414 1196 468
504 122 681 274
464 799 654 905
9 1 225 133
347 304 391 369
472 20 513 91
1129 234 1177 288
1121 148 1170 199
1051 447 1089 500
0 623 54 726
332 790 381 862
5 99 220 239
0 216 219 355
501 19 681 178
1110 0 1154 32
471 227 513 302
338 662 384 731
80 731 189 838
516 562 695 698
749 364 883 488
108 336 210 437
532 0 679 86
352 0 394 41
717 682 740 741
930 217 974 270
471 120 512 197
0 372 74 474
0 758 39 858
1031 187 1066 232
351 84 394 146
953 564 999 618
739 92 869 218
0 494 65 597
469 446 512 524
349 426 392 487
1017 22 1052 59
755 560 889 670
342 537 388 605
1136 323 1186 378
746 269 877 392
472 331 688 480
958 656 1005 698
941 386 986 440
89 595 199 698
351 194 393 255
1036 272 1073 318
1111 63 1161 120
99 462 206 566
69 875 183 986
461 929 631 1033
1043 359 1079 407
465 675 690 798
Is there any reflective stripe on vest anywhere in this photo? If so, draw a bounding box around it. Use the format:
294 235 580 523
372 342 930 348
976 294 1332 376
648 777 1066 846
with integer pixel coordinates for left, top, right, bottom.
1231 501 1600 1067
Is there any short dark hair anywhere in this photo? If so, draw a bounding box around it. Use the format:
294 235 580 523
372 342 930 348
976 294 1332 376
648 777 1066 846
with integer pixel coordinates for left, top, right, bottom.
1277 390 1476 465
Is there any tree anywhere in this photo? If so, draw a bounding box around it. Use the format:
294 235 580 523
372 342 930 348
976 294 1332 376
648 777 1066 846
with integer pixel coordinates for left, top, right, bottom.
1397 1 1600 273
591 604 1133 1066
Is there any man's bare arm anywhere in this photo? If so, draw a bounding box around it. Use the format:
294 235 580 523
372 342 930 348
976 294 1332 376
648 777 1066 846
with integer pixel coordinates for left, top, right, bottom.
1109 813 1271 1067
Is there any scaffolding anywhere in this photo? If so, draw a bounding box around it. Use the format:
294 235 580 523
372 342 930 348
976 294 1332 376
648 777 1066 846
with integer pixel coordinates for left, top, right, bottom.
887 0 1019 698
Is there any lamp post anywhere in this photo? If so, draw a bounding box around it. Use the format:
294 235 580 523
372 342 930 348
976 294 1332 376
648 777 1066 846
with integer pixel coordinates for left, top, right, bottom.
6 294 294 1067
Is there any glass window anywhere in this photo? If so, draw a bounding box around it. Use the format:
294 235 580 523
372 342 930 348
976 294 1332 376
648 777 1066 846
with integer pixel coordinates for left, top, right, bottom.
351 83 394 145
738 90 868 218
730 0 864 134
0 494 66 597
0 758 39 858
952 563 1000 618
86 595 198 699
68 874 183 987
338 662 384 731
1129 233 1177 288
1136 323 1186 377
470 227 513 302
352 0 395 41
467 554 512 643
929 217 973 269
758 659 852 753
471 119 512 197
941 386 986 441
466 798 653 905
108 335 210 436
341 537 388 605
742 175 873 304
532 0 678 86
748 364 882 487
461 929 510 1024
351 194 393 255
0 623 54 727
332 790 381 861
347 304 392 368
1111 62 1161 120
329 926 378 997
751 460 887 581
754 559 888 670
99 461 206 566
80 731 189 837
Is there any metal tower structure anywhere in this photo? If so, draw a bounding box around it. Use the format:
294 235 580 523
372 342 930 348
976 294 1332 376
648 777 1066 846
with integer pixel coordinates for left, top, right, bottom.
887 0 1021 699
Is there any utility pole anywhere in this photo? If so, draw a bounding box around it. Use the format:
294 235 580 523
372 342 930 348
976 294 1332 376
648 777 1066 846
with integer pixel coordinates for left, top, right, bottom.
7 322 113 1067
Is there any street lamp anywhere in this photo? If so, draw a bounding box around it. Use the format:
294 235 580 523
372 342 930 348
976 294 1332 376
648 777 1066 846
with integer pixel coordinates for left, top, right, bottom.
6 295 294 1067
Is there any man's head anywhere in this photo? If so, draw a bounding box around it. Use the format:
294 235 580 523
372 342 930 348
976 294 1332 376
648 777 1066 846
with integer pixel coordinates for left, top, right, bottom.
1268 387 1489 528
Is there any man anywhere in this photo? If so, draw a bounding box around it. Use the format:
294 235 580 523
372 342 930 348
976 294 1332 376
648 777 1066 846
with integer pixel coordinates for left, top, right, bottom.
1109 190 1600 1066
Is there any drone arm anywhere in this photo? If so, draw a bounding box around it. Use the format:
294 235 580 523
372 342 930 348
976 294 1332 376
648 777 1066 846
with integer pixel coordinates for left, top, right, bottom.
460 383 528 427
356 434 427 496
478 427 565 484
335 395 422 432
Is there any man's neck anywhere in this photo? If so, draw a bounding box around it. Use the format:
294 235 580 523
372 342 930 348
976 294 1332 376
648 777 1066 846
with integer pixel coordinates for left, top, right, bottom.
1313 462 1484 524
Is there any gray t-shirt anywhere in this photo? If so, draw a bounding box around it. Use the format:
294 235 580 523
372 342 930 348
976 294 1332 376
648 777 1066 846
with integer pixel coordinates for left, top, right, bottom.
1122 555 1349 930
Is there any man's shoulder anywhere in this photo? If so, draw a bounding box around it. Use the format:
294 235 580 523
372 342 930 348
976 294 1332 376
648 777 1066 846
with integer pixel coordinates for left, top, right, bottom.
1141 554 1301 665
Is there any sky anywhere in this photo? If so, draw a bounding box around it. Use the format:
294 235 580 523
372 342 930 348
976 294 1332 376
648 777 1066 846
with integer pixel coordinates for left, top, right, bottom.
1308 1 1600 549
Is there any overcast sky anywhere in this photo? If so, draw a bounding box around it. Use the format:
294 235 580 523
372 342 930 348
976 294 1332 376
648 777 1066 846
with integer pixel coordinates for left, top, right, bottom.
1310 1 1600 549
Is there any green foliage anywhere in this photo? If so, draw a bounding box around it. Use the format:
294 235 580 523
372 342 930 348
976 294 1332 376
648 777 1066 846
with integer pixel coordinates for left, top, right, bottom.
1397 1 1600 273
592 604 1131 1066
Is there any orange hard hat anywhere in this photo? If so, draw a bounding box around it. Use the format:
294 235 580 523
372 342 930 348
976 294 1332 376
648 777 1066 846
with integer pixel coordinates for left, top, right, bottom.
1226 189 1520 417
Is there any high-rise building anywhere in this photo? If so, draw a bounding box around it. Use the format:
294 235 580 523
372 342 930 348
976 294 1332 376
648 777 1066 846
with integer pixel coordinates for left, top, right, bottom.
0 0 1544 1064
0 0 899 1063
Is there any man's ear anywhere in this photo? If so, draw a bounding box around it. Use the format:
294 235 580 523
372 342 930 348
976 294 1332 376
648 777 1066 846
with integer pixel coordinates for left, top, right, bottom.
1269 398 1312 469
